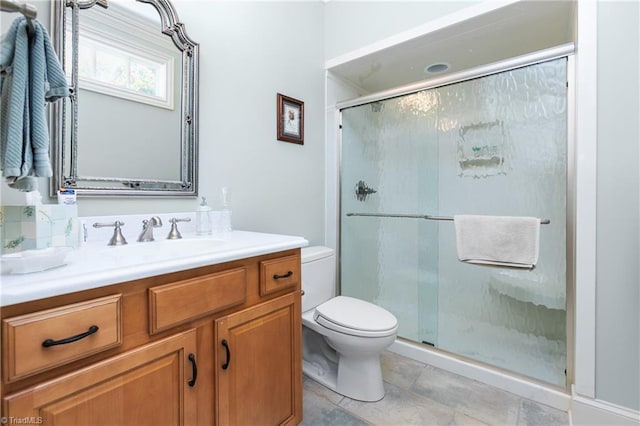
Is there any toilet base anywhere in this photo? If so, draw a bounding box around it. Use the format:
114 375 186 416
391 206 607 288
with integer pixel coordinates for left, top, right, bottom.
302 326 387 402
302 353 385 402
336 352 385 402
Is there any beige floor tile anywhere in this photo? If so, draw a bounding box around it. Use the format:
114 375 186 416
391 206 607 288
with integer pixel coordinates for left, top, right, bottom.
380 351 427 390
304 377 345 405
338 381 455 426
411 365 520 425
517 399 569 426
302 380 370 426
301 351 569 426
451 411 491 426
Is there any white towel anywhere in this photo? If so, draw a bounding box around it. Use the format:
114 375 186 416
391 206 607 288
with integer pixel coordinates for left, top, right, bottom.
453 215 541 269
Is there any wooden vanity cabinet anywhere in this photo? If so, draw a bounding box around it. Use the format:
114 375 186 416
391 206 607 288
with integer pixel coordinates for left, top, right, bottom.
3 330 198 425
216 292 301 426
1 249 302 426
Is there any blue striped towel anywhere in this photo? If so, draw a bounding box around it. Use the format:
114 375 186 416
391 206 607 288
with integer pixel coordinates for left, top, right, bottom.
0 17 68 191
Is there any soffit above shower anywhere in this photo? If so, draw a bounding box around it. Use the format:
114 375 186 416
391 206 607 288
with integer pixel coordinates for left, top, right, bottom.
327 0 576 95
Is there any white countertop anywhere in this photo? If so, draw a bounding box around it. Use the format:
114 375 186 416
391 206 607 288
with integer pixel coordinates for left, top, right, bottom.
1 230 308 307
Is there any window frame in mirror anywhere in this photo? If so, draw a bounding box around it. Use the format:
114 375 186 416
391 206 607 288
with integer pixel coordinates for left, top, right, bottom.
49 0 199 197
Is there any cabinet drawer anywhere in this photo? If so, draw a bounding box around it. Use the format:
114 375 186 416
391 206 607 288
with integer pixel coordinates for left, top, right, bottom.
149 267 247 333
260 255 300 296
2 294 122 382
3 329 197 424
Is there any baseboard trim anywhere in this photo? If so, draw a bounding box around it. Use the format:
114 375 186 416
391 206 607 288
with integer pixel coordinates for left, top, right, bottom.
571 392 640 426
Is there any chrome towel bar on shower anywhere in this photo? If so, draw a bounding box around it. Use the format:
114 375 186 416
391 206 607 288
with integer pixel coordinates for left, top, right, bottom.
346 212 550 224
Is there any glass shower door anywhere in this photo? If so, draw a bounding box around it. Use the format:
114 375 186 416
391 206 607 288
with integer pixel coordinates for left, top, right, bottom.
340 57 568 386
340 93 441 346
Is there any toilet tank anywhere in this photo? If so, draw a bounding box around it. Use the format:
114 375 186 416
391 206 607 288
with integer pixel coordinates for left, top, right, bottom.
301 246 336 313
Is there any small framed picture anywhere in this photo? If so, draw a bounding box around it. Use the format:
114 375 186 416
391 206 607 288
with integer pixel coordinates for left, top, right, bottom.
277 93 304 145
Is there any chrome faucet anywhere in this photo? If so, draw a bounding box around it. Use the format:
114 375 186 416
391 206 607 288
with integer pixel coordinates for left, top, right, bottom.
137 216 163 242
93 221 127 246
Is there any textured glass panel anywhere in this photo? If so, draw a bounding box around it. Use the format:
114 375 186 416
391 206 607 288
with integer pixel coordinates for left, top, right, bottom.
434 58 567 386
341 95 440 345
340 57 567 386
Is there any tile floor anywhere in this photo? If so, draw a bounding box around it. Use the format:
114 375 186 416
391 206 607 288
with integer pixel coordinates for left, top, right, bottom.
301 351 570 426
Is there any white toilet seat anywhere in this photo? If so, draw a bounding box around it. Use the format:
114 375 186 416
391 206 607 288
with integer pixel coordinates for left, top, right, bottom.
313 296 398 338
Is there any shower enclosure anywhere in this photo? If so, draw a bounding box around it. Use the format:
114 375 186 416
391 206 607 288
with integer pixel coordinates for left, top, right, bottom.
340 56 569 387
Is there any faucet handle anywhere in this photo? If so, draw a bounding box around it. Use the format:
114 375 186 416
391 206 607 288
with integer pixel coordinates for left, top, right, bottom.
167 217 191 240
93 221 127 246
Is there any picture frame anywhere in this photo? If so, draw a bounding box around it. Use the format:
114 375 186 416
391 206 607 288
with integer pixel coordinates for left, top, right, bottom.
277 93 304 145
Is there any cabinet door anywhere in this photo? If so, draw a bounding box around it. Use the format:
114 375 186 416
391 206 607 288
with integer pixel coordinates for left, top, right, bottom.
215 292 302 426
3 330 198 426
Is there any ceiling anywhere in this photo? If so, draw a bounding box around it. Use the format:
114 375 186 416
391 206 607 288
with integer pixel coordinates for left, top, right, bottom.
328 1 576 96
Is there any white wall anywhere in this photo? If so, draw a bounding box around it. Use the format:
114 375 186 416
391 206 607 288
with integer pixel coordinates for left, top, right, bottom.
323 0 478 60
324 71 360 249
594 0 640 411
174 1 326 244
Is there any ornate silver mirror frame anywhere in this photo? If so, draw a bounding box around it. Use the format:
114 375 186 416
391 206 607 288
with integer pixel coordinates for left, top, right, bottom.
50 0 199 196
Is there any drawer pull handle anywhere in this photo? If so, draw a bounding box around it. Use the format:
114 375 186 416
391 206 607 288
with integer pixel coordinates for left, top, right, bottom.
273 271 293 280
221 339 231 370
188 353 198 387
42 325 99 348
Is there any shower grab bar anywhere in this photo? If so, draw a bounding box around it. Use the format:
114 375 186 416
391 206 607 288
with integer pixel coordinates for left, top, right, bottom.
346 212 550 224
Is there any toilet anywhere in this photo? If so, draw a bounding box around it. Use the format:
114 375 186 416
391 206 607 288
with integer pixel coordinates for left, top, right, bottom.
301 246 398 402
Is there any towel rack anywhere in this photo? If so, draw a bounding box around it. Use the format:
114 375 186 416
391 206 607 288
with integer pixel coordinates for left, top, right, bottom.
0 0 37 34
0 0 36 18
346 212 551 224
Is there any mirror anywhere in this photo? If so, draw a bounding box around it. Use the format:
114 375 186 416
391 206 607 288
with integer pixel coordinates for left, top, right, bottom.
50 0 198 196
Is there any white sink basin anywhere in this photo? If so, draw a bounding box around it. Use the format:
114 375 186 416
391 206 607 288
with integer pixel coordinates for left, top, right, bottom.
96 238 227 261
1 230 308 307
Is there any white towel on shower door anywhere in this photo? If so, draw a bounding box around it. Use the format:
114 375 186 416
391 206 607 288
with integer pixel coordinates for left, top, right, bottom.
453 215 541 269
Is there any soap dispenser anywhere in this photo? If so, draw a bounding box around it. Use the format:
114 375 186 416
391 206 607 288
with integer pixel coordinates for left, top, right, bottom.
196 197 212 235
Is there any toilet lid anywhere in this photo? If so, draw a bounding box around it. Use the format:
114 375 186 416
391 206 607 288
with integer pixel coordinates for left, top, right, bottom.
314 296 398 337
